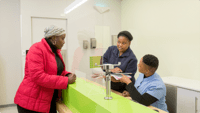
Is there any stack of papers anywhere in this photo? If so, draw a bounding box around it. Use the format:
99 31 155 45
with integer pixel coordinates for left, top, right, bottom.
111 73 132 80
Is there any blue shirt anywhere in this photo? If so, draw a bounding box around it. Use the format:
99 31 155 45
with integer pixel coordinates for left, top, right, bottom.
134 73 168 112
103 46 137 83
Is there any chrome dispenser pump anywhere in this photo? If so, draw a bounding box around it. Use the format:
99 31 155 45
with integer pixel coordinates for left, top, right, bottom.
95 62 121 100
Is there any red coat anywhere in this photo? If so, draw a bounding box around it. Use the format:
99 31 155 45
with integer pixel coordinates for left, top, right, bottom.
14 38 70 113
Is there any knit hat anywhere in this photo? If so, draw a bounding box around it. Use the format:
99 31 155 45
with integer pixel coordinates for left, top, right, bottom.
44 25 65 38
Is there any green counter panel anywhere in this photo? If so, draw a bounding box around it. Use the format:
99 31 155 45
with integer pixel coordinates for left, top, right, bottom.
62 78 157 113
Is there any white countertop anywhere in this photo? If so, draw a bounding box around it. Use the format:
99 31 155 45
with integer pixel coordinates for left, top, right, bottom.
162 76 200 92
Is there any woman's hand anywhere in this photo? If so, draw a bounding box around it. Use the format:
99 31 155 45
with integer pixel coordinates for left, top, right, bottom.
103 75 120 82
122 90 130 97
110 67 122 73
110 67 122 82
68 73 76 84
120 74 132 85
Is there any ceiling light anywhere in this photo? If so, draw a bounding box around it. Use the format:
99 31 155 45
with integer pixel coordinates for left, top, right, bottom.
64 0 88 14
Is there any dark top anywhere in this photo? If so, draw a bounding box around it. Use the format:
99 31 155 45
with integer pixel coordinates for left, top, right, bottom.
103 46 137 82
103 46 137 92
45 38 64 75
125 75 158 106
45 38 64 113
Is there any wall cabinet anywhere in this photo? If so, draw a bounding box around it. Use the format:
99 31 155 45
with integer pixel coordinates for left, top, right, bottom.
177 88 200 113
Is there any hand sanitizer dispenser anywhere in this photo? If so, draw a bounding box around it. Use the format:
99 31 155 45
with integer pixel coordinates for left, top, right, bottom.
90 38 96 49
83 40 88 49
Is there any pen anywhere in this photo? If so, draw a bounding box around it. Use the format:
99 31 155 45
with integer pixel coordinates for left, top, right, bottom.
113 73 132 75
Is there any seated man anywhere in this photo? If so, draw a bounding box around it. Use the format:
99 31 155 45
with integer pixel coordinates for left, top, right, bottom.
120 54 168 112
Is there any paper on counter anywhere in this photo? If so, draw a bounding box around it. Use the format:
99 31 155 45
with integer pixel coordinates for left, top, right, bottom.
111 74 131 80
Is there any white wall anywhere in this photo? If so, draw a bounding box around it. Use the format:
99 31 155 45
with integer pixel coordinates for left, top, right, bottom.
20 0 74 50
0 0 22 105
65 0 121 82
20 0 121 83
121 0 200 80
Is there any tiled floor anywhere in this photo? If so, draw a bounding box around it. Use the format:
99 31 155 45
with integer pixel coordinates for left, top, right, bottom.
0 105 18 113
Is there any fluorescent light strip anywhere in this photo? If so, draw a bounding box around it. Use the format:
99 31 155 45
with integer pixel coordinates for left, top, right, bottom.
64 0 88 14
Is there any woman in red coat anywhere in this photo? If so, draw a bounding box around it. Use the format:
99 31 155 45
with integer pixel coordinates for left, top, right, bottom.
14 25 76 113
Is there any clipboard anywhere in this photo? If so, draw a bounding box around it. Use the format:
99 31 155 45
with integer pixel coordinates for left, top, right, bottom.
111 73 132 80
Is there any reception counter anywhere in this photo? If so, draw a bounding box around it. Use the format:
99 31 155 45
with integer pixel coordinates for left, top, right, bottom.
59 78 167 113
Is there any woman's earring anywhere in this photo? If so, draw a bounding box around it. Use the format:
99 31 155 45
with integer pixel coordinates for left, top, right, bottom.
53 41 57 45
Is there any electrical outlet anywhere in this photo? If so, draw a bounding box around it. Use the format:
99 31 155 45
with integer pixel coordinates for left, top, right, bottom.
22 50 26 56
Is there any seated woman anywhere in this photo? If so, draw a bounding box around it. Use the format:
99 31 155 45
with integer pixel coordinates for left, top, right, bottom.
120 54 168 112
103 31 137 92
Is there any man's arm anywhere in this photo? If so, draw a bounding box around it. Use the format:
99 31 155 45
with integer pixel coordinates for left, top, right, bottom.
126 82 158 106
